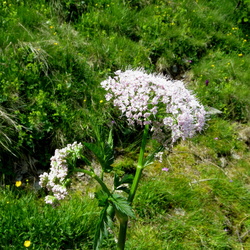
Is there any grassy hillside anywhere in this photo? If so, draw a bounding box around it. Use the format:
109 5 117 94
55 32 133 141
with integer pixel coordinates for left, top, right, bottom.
0 0 250 249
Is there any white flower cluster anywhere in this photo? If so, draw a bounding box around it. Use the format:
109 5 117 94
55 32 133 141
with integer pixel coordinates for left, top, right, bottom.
39 142 83 204
101 69 206 145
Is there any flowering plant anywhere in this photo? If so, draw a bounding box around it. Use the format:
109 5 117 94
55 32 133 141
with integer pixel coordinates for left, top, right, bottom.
39 142 84 205
40 69 206 249
101 69 205 145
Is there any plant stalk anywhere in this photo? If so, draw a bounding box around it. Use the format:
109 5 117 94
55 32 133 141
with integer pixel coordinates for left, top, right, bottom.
117 214 128 250
128 124 149 203
117 124 149 250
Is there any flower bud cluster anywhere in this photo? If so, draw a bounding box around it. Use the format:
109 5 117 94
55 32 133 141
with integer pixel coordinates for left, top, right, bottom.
101 69 206 145
39 142 83 204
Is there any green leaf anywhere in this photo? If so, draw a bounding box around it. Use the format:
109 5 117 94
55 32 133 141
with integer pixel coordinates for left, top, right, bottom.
93 204 112 250
95 189 109 207
120 174 134 185
107 128 113 149
84 138 114 173
109 194 135 219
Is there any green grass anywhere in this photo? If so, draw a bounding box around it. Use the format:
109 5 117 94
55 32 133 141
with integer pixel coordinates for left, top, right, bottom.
0 0 250 248
0 187 99 249
1 134 249 249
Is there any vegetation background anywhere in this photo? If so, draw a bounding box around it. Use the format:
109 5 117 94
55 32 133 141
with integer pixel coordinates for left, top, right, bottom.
0 0 250 249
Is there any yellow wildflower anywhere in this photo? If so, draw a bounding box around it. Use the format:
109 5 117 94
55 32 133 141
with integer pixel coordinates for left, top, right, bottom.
54 42 58 45
100 100 104 103
15 181 22 187
243 39 247 42
50 26 54 29
238 53 243 57
24 240 31 247
211 65 215 67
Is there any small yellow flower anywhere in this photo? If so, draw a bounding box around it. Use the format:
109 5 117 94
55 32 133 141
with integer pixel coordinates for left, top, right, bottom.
238 53 243 57
227 62 230 65
54 42 58 45
53 32 57 35
99 100 104 103
50 26 54 29
24 240 31 247
15 181 22 187
243 39 247 42
83 99 86 102
7 201 9 204
211 65 215 67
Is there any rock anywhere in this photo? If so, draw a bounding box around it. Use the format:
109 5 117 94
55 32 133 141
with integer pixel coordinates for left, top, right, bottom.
238 127 250 146
219 157 227 168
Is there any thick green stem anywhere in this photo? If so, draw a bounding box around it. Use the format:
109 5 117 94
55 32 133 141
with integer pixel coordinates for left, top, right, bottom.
128 124 149 203
74 168 111 196
117 125 149 250
117 214 128 250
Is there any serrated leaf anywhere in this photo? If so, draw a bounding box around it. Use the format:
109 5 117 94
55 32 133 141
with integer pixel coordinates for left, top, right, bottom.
95 189 109 207
84 141 114 173
109 194 135 219
93 202 114 250
93 205 109 250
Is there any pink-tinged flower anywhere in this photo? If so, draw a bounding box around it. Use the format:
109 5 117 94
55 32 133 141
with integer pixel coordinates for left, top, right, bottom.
39 142 83 204
214 137 219 140
101 68 206 146
162 167 169 172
